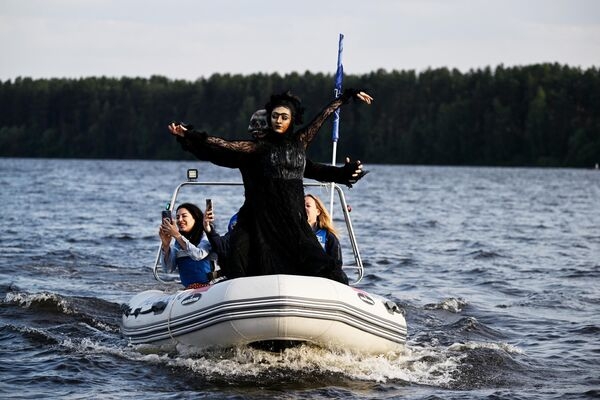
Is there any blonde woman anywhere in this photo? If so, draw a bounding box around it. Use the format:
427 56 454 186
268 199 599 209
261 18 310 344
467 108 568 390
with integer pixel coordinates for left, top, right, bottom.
304 194 342 267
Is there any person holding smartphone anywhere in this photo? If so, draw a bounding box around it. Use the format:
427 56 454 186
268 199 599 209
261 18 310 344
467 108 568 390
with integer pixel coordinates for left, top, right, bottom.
159 202 214 289
202 202 238 277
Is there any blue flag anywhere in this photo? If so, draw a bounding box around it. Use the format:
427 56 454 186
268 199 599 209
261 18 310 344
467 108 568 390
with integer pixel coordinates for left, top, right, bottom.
331 33 344 143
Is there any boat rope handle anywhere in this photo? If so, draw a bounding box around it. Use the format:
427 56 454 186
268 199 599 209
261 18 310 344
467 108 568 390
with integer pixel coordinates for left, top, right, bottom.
166 291 187 343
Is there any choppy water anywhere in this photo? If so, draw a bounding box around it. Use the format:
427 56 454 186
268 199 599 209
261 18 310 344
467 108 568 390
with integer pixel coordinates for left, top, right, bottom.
1 157 599 399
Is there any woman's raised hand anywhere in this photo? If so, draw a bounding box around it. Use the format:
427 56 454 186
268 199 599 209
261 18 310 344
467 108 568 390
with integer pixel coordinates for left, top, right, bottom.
158 226 171 248
346 157 363 177
160 218 179 237
203 209 214 233
168 122 188 137
356 91 373 104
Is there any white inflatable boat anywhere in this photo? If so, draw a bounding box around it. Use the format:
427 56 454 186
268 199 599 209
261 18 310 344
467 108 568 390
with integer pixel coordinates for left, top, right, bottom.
121 169 407 354
121 274 406 354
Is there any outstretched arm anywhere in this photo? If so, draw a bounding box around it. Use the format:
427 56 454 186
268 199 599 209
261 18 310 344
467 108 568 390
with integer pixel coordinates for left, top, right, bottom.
168 122 256 168
297 90 373 147
304 157 369 188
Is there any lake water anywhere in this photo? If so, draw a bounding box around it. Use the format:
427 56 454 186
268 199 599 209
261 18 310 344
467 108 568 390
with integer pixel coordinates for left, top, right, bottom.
1 157 599 399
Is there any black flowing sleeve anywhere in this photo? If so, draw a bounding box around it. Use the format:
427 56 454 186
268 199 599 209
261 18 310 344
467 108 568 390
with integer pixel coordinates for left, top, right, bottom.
296 89 361 147
325 231 343 267
206 227 230 262
304 159 368 188
176 129 257 169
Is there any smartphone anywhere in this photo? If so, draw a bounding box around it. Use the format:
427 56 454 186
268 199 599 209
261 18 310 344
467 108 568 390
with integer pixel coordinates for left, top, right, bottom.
161 210 172 223
205 199 213 212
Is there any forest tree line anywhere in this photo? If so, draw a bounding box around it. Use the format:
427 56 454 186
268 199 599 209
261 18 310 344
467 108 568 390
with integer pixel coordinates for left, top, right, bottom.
0 63 598 167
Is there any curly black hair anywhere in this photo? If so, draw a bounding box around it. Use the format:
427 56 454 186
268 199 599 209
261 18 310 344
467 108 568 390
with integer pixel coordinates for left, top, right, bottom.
264 90 305 125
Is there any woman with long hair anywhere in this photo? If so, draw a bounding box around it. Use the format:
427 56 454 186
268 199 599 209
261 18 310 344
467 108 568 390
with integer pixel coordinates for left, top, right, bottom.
304 194 342 266
159 202 213 289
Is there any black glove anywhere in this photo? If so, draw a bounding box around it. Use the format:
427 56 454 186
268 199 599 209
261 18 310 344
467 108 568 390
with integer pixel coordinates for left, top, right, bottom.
342 158 369 188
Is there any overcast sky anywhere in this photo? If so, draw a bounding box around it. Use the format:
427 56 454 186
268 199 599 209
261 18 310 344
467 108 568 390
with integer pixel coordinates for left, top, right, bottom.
1 0 599 81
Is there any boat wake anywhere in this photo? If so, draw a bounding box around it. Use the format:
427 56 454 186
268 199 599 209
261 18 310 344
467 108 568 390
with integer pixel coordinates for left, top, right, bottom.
2 286 531 391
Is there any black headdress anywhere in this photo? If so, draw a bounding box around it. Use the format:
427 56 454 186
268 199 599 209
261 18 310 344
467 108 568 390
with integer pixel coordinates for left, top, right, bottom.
265 91 305 125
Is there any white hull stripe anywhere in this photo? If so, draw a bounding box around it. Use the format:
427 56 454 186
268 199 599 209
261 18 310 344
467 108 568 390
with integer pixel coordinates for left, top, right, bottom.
123 296 407 344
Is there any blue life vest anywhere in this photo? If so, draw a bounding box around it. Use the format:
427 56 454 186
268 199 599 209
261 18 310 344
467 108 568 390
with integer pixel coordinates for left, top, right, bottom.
315 229 328 250
176 256 212 287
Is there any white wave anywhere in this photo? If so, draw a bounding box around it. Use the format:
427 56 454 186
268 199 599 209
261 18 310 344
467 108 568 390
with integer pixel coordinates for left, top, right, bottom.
425 297 468 313
3 291 119 334
140 343 464 387
448 341 523 354
3 291 74 314
54 335 467 388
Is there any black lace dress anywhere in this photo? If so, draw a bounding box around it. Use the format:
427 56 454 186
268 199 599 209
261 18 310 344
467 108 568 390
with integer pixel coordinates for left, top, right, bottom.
176 91 359 284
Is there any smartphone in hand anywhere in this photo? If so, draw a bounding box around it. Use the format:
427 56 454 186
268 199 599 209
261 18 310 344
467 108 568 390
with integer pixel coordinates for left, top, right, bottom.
205 199 213 213
161 210 172 223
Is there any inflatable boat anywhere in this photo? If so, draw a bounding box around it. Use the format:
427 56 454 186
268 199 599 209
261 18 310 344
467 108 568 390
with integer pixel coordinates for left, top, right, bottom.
121 169 407 354
121 274 406 353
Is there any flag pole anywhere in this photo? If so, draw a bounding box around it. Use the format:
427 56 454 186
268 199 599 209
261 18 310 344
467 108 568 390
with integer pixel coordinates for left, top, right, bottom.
330 33 344 216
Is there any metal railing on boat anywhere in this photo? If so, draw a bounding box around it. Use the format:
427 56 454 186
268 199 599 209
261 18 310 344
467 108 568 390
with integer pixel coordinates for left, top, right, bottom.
153 175 364 286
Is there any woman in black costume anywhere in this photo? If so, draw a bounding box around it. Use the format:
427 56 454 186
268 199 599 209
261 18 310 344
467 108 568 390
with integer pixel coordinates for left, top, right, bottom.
201 108 368 277
247 108 368 188
168 89 373 284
